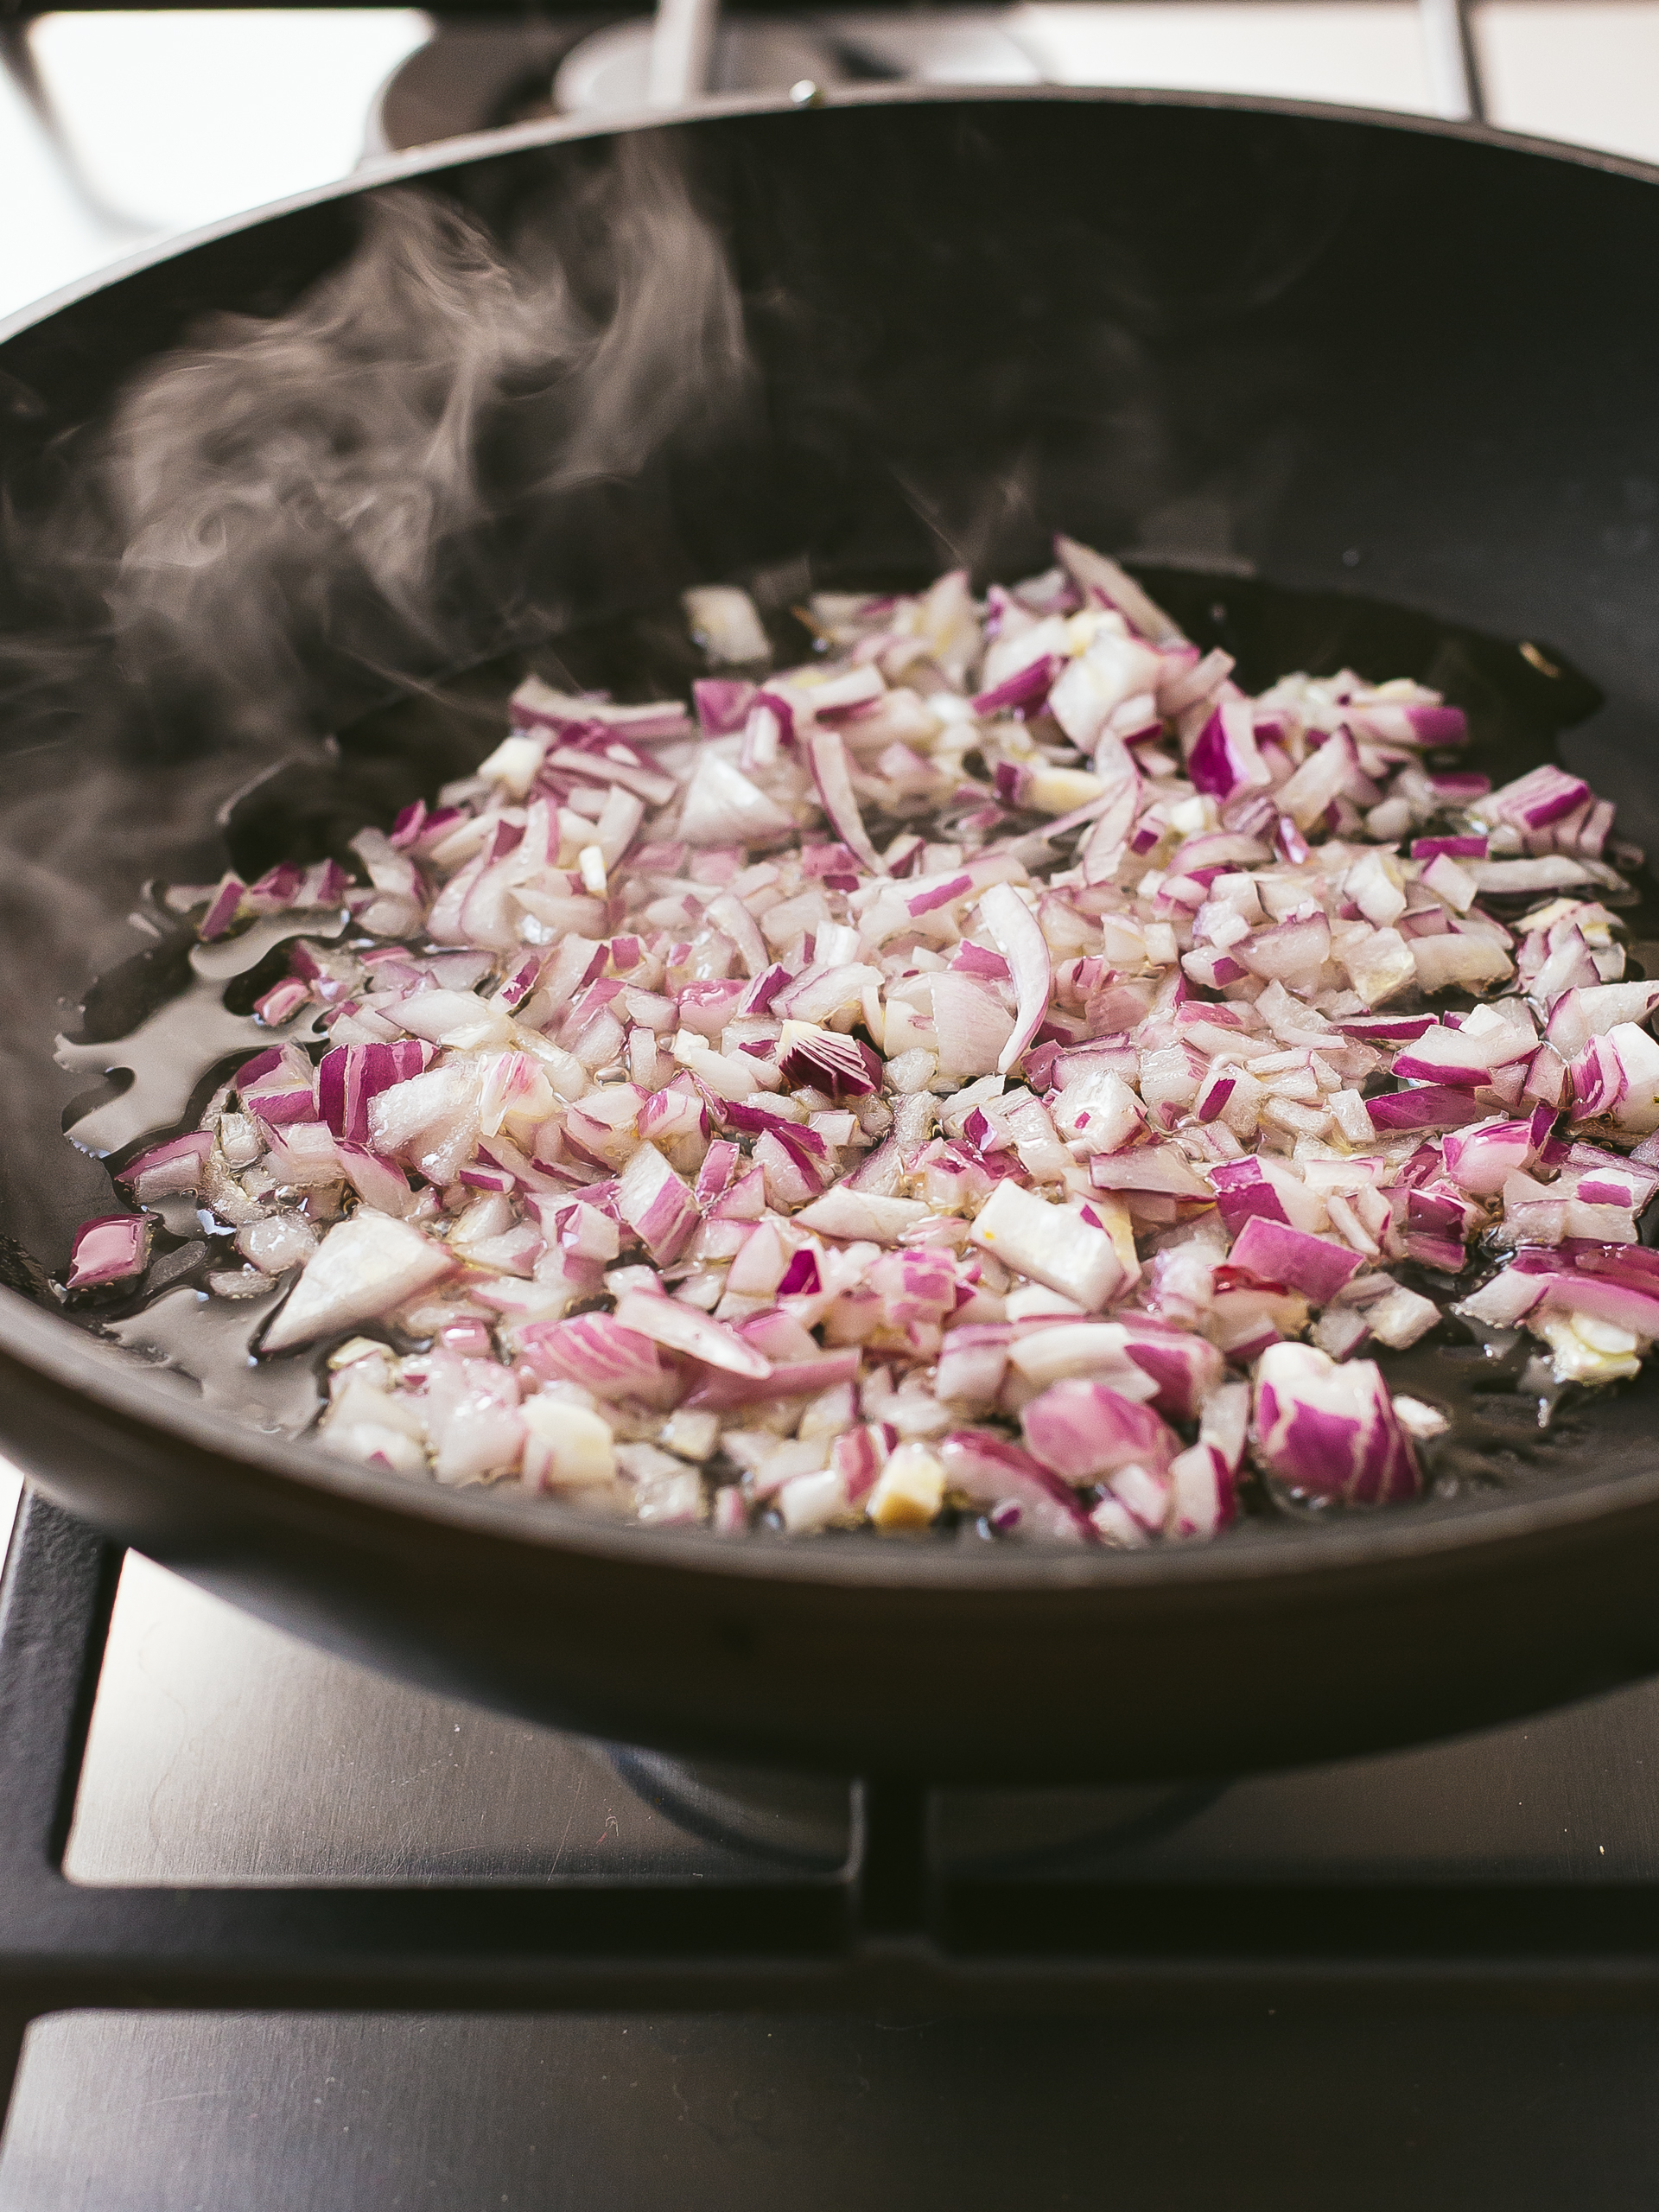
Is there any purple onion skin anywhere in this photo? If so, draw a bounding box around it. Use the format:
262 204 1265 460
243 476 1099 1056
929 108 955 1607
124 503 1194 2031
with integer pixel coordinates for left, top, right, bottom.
66 1213 153 1291
1408 705 1469 747
1368 1087 1491 1134
1254 1351 1421 1507
1020 1381 1179 1483
777 1248 822 1296
1229 1216 1362 1303
972 653 1063 717
1118 1325 1224 1423
1210 1160 1292 1236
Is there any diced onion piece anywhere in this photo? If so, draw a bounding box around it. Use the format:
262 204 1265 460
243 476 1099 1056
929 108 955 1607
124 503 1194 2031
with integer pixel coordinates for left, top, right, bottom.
1006 1322 1160 1395
779 1467 853 1533
615 1144 700 1264
931 974 1015 1077
1021 1378 1179 1482
868 1441 946 1531
806 728 883 874
613 1290 771 1377
1363 1286 1441 1350
683 585 771 667
1392 1395 1450 1440
679 752 795 848
1441 1116 1534 1197
116 1130 213 1200
66 1213 154 1291
1421 853 1477 911
1054 535 1182 645
1167 1443 1233 1539
794 1189 930 1244
521 1398 617 1488
1547 982 1659 1060
263 1215 454 1353
1229 1217 1362 1304
969 1184 1124 1313
1252 1344 1421 1505
978 882 1052 1077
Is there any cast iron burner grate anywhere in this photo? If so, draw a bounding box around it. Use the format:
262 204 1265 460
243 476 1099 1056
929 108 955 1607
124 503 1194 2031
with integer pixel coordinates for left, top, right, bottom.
8 1489 1659 2133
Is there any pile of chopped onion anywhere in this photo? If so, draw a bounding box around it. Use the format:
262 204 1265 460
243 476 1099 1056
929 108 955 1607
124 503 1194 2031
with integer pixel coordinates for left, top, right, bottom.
68 536 1659 1543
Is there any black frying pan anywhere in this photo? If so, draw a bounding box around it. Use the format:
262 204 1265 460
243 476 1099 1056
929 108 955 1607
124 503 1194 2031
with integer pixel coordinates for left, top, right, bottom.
5 87 1659 1784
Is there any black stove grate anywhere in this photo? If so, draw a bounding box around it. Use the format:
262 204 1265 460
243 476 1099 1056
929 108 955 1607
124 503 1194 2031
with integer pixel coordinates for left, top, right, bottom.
10 1490 1659 2133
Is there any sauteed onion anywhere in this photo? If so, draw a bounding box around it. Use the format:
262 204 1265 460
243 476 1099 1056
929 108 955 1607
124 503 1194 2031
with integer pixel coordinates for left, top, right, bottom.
67 538 1659 1542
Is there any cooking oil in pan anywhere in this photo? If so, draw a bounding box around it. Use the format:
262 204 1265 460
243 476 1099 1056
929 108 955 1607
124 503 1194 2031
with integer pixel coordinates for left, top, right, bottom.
42 565 1659 1524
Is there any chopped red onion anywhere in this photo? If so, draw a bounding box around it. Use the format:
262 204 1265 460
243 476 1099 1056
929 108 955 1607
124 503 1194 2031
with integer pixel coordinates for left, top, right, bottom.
806 728 883 874
197 874 248 941
615 1142 699 1264
1210 1156 1321 1236
1021 1379 1180 1483
79 538 1659 1544
1441 1116 1535 1196
776 1021 883 1097
1482 764 1592 833
939 1429 1096 1541
973 652 1065 716
613 1290 771 1376
518 1313 683 1407
336 1141 416 1217
1187 702 1268 800
264 1214 454 1353
1238 912 1331 987
1367 1087 1491 1133
66 1212 155 1291
1159 647 1233 716
1055 535 1182 645
686 1348 861 1409
969 1183 1124 1311
1412 836 1488 861
116 1129 214 1200
1335 1014 1437 1044
1390 1021 1527 1088
1253 1344 1421 1505
1545 982 1659 1059
317 1039 432 1145
255 977 311 1027
977 882 1052 1076
1228 1217 1363 1303
695 678 758 735
908 874 973 917
1114 1316 1225 1422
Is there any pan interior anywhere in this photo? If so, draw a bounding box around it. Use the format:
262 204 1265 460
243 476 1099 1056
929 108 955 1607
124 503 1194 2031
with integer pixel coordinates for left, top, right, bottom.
5 95 1659 1574
22 554 1659 1554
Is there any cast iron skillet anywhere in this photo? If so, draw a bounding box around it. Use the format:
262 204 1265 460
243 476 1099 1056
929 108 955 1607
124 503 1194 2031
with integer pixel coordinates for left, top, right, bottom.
4 87 1659 1784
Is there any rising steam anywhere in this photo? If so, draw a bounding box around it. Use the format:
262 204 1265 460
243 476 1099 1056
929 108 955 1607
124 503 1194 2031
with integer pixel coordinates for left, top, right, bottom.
1 129 752 746
0 130 753 1267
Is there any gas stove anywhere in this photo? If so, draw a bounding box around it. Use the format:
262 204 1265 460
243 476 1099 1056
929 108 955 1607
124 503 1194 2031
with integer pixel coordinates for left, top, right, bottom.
5 1478 1659 2207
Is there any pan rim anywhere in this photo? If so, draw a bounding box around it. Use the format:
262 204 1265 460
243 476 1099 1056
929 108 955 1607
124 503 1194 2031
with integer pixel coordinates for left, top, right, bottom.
6 82 1659 1598
5 79 1659 355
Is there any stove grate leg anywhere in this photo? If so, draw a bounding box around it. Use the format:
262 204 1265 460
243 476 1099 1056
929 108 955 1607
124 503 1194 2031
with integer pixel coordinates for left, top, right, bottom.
0 1489 123 2133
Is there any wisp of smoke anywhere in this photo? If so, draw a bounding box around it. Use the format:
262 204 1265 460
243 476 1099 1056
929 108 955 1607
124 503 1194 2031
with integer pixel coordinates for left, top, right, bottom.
1 129 752 747
0 129 752 1267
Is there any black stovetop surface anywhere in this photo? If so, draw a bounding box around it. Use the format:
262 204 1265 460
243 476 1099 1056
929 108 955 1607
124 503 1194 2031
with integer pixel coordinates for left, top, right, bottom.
4 1480 1659 2209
